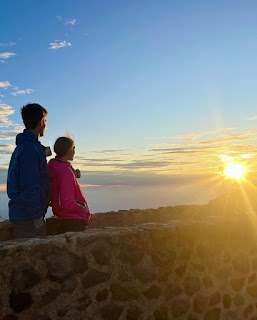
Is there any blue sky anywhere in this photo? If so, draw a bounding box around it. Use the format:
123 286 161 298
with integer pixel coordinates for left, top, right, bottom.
1 0 257 217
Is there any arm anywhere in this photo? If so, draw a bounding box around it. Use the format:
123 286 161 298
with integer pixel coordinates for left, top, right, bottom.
19 146 46 220
59 168 86 214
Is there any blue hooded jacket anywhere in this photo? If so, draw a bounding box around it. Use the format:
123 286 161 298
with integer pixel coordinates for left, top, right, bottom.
7 130 50 220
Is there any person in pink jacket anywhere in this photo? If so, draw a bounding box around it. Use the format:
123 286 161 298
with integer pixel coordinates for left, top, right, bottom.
48 137 91 231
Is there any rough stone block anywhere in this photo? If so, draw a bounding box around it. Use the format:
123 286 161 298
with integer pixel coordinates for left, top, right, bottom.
101 302 124 320
143 285 162 299
184 276 201 296
171 298 190 318
82 270 111 288
111 283 140 301
11 265 41 293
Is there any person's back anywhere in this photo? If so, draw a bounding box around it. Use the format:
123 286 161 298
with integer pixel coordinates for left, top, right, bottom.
7 103 50 239
48 158 90 221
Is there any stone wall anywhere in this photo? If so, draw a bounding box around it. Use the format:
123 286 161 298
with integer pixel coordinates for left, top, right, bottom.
1 215 257 319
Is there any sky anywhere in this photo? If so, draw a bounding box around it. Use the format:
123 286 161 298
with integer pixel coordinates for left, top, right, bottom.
1 0 257 218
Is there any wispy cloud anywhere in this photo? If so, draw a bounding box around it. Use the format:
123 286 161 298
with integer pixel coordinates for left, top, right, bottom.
49 40 71 50
0 126 23 140
56 16 76 25
0 52 15 60
65 18 76 25
248 115 257 121
0 42 15 47
0 81 11 88
11 89 34 96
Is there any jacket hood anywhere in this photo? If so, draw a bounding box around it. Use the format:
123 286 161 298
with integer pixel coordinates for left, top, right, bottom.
16 129 39 146
48 158 71 178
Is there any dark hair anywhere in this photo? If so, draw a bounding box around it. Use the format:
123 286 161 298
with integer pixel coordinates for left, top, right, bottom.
21 103 48 129
54 137 74 158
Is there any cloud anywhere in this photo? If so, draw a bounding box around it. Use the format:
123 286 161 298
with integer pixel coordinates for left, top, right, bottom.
49 40 71 50
0 104 15 127
0 42 15 47
0 53 15 60
94 149 125 154
0 60 7 64
56 16 76 25
11 89 34 96
248 115 257 121
0 144 14 154
0 129 22 140
0 81 11 88
65 18 76 25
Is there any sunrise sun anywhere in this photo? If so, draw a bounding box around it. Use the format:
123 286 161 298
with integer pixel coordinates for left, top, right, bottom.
223 163 246 180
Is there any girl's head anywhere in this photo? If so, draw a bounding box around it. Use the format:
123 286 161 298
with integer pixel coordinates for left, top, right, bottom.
54 137 75 161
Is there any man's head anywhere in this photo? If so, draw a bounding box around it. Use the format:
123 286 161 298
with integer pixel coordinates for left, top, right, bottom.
21 103 48 137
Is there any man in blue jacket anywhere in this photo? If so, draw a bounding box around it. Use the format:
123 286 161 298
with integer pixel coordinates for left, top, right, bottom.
7 103 50 239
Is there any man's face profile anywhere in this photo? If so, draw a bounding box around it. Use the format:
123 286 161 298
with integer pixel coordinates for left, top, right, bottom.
39 115 47 137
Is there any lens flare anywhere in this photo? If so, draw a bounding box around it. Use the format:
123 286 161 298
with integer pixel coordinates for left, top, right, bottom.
223 163 246 180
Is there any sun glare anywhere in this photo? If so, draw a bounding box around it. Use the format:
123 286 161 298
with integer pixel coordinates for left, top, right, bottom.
223 162 246 180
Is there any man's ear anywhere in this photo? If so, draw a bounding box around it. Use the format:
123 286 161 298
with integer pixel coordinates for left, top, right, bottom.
38 118 43 127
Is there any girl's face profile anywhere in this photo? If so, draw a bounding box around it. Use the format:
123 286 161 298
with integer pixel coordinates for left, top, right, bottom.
68 143 75 161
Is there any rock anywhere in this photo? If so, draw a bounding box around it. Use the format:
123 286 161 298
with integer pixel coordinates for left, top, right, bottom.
165 284 183 300
2 316 19 320
203 276 213 288
175 264 186 277
126 304 143 320
226 311 240 320
44 247 88 282
132 266 157 283
9 292 33 313
234 294 244 306
247 285 257 298
171 298 190 318
209 292 221 306
62 278 77 293
77 293 91 311
230 278 245 291
91 242 111 265
119 244 145 265
223 294 231 309
203 308 221 320
143 285 162 299
34 316 52 320
83 270 111 288
233 255 250 274
39 288 59 307
153 306 168 320
243 304 254 318
57 306 72 317
150 249 174 267
96 289 109 302
11 265 41 292
101 303 124 320
194 295 207 313
187 315 199 320
184 276 201 296
248 273 256 283
111 283 140 301
118 269 131 282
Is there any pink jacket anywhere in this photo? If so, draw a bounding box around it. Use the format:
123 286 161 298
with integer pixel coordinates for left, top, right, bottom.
48 159 91 221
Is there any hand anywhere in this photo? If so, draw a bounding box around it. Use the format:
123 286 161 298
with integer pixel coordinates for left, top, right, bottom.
33 216 45 229
83 204 90 215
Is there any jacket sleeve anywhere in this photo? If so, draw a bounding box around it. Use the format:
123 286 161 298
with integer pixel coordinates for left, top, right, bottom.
59 168 86 213
19 146 46 219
